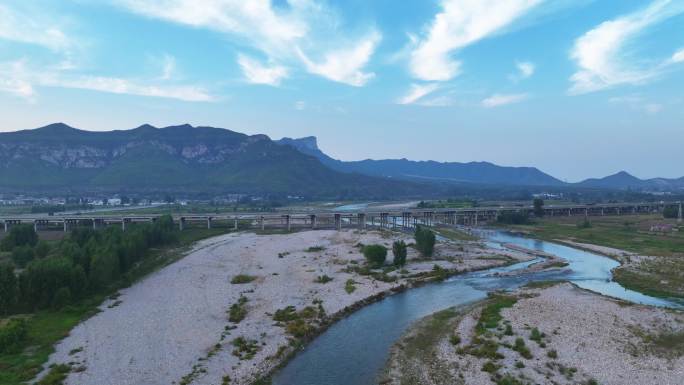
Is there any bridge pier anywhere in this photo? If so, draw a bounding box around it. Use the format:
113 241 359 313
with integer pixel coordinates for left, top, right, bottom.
358 213 366 229
121 218 128 232
234 218 239 230
284 215 291 232
679 202 683 224
207 217 212 229
260 216 265 230
334 214 341 230
179 217 185 231
310 214 317 229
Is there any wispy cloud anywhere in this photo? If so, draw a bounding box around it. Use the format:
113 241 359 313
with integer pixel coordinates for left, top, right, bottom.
0 60 213 102
481 93 529 107
297 32 381 87
511 61 535 81
0 61 35 100
569 0 684 94
397 83 440 105
671 48 684 63
409 0 543 81
115 0 380 87
609 94 664 114
159 54 176 80
0 4 72 51
237 54 288 86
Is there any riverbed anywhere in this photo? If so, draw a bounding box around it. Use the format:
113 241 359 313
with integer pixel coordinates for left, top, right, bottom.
272 230 683 385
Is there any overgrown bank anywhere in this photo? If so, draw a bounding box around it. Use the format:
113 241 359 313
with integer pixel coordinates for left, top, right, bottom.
0 219 231 385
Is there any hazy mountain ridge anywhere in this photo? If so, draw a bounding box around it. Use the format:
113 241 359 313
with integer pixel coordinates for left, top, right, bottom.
277 136 684 191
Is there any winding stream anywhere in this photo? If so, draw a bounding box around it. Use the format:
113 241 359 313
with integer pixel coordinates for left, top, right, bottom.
272 230 682 385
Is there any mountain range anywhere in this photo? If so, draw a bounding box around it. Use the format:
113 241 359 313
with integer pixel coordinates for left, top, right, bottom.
0 123 426 198
0 123 681 197
276 136 684 191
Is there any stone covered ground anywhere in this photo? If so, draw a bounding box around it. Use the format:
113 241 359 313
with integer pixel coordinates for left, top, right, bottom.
383 283 684 385
36 228 531 385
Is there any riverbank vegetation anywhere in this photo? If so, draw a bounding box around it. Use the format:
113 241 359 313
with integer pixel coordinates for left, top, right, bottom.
503 215 684 299
0 220 231 385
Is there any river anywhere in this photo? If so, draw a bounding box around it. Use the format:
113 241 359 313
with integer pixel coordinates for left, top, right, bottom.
272 230 682 385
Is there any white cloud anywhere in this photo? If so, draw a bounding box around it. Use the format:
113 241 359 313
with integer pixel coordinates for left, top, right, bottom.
0 60 213 102
237 54 288 86
481 93 529 107
409 0 542 81
397 83 440 105
115 0 380 86
0 61 35 100
671 48 684 63
569 0 684 94
0 4 72 51
294 101 306 110
516 61 535 78
297 32 380 87
160 54 176 80
609 94 664 114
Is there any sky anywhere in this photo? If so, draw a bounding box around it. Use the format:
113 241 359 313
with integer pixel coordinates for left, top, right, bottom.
0 0 683 182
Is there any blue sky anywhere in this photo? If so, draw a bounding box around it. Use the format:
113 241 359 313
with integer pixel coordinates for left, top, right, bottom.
0 0 683 182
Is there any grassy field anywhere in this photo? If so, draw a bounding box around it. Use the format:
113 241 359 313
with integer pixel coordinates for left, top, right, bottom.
503 215 684 299
0 227 231 385
505 215 684 257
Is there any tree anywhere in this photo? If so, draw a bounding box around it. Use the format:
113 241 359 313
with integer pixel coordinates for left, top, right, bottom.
52 287 72 310
11 245 35 268
363 244 387 268
533 198 545 217
392 240 407 266
0 224 38 251
34 240 51 259
0 262 17 315
414 226 436 258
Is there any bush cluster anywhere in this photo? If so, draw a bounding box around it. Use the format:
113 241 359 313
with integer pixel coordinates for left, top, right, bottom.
0 215 178 314
414 226 435 257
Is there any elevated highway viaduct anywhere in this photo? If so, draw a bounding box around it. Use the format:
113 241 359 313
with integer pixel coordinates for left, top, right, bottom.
1 202 681 233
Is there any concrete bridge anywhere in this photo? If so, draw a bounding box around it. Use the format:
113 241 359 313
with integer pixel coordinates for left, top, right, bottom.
1 201 681 233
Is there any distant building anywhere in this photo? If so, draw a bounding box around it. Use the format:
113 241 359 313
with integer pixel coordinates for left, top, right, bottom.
650 224 674 233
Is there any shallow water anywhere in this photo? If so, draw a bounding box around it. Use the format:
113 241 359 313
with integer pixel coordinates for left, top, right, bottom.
272 230 682 385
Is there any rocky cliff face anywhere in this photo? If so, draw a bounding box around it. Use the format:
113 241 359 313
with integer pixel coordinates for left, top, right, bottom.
0 123 425 198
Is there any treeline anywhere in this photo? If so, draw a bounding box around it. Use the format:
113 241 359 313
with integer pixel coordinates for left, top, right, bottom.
0 216 177 315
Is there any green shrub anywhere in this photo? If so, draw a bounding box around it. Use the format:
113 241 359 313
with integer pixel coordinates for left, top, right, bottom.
0 262 18 315
273 306 299 322
34 240 51 259
449 333 461 345
363 245 387 268
305 246 325 252
315 275 333 284
414 226 436 257
431 264 448 281
285 319 314 338
229 296 248 323
513 337 532 359
345 279 356 294
547 349 558 359
231 274 257 284
37 364 71 385
0 318 28 353
392 240 407 266
231 337 260 360
0 224 38 252
11 245 35 268
51 287 72 310
482 360 499 373
530 327 543 343
496 374 525 385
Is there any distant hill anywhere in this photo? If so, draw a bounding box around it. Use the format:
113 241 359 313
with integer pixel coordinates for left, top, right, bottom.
576 171 684 190
277 136 564 186
0 123 427 198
